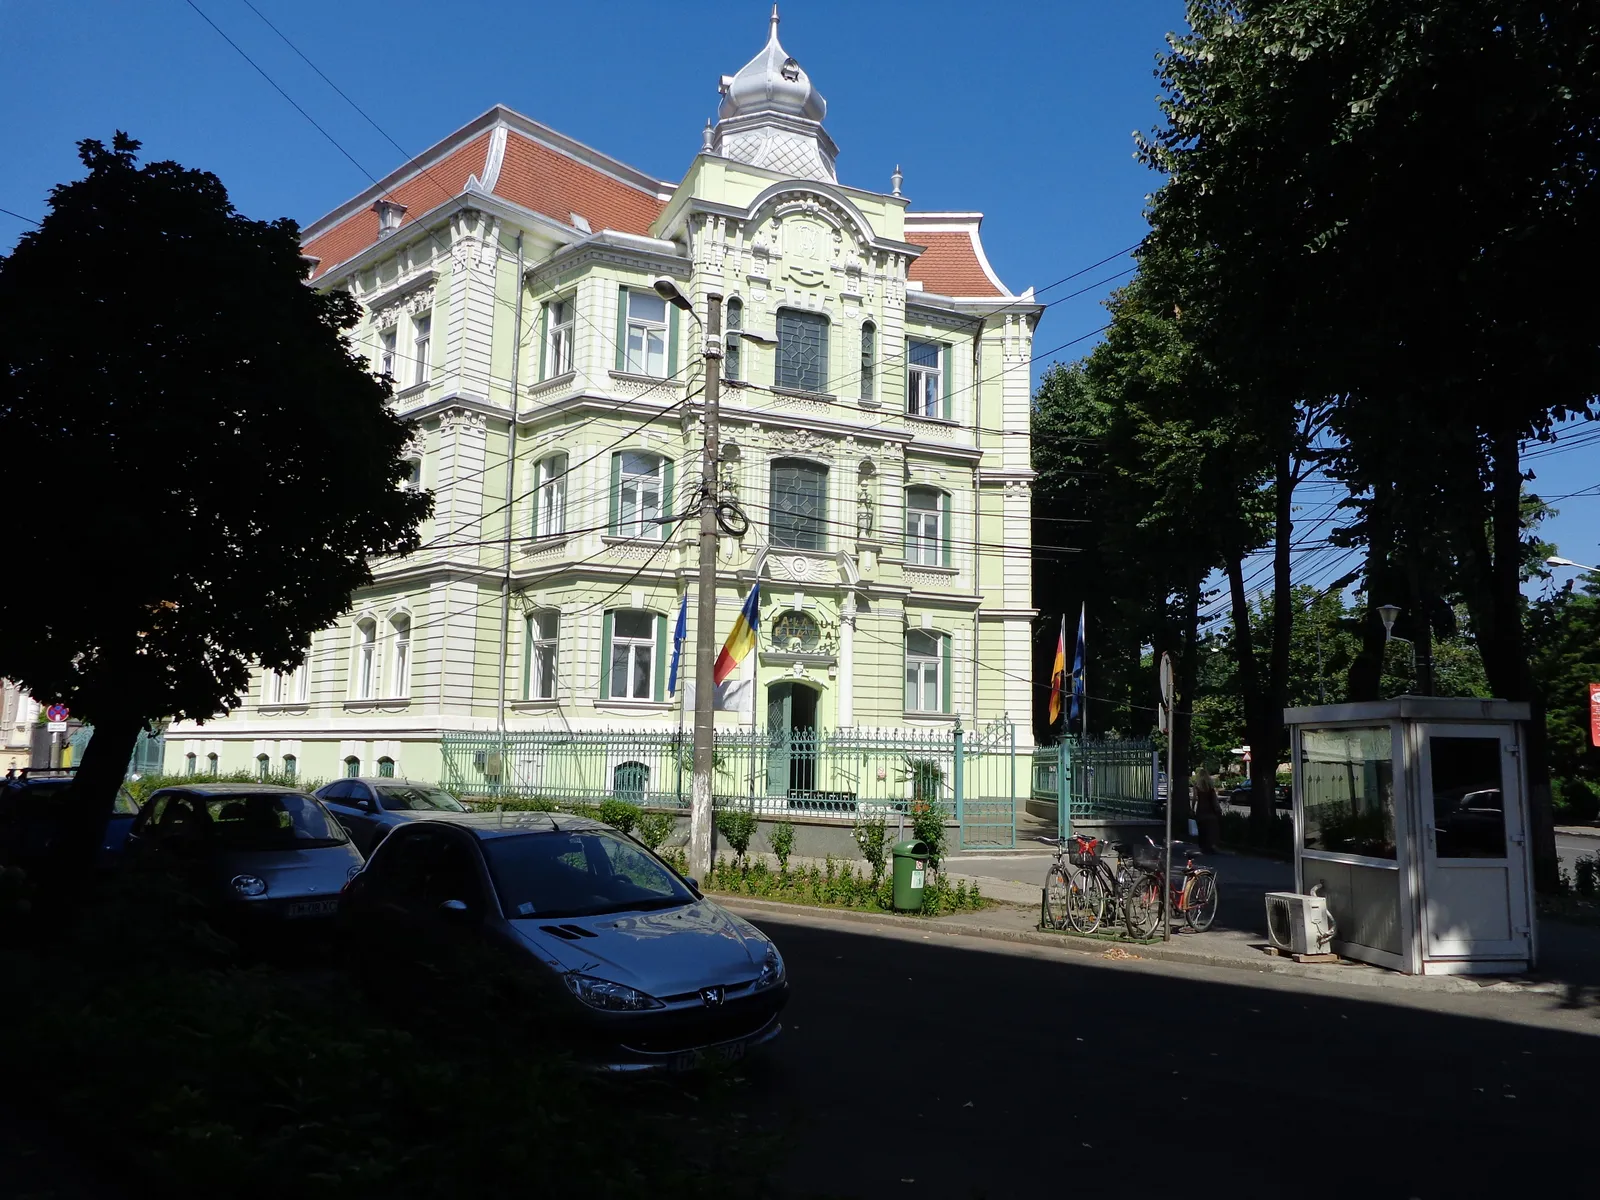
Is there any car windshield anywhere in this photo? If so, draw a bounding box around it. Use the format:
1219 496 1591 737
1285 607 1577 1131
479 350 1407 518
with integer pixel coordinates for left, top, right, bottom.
483 830 693 919
375 785 467 813
204 794 350 849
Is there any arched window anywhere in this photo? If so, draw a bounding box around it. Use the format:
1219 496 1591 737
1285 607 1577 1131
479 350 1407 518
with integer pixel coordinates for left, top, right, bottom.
905 487 949 566
185 752 197 777
401 457 423 494
533 452 567 539
256 754 270 782
389 614 411 698
860 321 875 402
724 297 743 382
354 618 377 700
206 752 219 775
770 459 827 551
904 629 951 714
377 757 395 778
613 761 649 803
344 756 361 779
771 610 822 654
525 610 559 700
282 754 297 780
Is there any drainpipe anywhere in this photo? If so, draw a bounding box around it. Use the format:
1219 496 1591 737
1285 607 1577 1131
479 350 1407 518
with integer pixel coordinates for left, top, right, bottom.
495 232 525 790
969 316 986 724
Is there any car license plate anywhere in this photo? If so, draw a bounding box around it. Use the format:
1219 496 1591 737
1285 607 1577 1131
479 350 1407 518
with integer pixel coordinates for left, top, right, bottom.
672 1040 747 1072
286 899 338 918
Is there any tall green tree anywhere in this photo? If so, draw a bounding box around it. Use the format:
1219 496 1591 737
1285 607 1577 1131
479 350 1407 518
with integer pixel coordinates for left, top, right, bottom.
1140 0 1600 890
0 134 430 880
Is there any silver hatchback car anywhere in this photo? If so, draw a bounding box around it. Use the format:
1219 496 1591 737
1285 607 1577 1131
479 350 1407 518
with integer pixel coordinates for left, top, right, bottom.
341 813 788 1071
314 777 472 856
125 784 363 922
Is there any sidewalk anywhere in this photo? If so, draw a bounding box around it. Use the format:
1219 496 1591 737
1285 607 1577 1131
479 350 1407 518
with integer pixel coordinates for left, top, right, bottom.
1558 824 1600 840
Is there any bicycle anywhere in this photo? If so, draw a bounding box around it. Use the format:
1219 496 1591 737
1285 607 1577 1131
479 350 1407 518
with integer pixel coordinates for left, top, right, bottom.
1038 834 1141 935
1123 838 1220 938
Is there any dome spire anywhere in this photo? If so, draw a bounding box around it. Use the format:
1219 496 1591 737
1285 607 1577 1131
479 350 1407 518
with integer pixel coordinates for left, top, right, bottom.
708 7 837 181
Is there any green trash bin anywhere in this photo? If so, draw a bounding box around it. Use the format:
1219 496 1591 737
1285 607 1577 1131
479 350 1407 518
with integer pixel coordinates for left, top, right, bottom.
891 839 930 912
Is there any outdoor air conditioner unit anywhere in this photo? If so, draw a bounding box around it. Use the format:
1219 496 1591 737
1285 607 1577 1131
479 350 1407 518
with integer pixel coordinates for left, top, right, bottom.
1265 890 1337 956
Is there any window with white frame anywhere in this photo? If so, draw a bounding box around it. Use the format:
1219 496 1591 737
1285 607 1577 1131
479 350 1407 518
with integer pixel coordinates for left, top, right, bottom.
724 297 743 382
525 610 559 700
266 664 308 706
547 296 574 378
412 313 432 386
615 451 664 539
607 611 656 701
860 321 876 402
905 488 944 566
624 290 667 377
185 752 197 776
534 453 567 539
388 615 411 698
207 752 219 775
904 629 946 713
401 458 423 494
379 327 397 378
907 340 942 417
354 619 377 700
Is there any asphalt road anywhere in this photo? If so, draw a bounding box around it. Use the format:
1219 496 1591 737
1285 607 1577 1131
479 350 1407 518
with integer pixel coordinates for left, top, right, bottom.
747 911 1600 1200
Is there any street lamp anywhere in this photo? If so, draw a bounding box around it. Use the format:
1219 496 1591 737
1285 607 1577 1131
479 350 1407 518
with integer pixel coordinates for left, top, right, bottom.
1547 555 1600 573
1376 603 1428 695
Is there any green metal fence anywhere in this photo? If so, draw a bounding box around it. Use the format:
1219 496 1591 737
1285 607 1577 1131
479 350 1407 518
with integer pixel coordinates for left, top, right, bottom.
440 721 1019 850
1031 736 1161 832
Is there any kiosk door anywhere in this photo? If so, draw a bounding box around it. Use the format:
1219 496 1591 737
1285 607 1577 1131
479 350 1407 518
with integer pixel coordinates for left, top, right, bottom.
1417 725 1530 961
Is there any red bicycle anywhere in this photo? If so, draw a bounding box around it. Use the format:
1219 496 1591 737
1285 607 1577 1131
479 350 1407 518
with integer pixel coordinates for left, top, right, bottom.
1123 838 1219 938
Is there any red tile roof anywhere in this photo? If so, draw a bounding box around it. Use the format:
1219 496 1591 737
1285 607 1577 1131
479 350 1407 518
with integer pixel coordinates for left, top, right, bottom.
491 131 665 237
906 228 1007 298
302 133 492 280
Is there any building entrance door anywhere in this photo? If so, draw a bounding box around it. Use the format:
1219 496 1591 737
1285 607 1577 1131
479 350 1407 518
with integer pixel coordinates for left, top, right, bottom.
766 682 818 796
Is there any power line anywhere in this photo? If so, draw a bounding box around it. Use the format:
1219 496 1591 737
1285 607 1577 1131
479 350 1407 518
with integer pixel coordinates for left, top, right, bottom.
0 206 40 226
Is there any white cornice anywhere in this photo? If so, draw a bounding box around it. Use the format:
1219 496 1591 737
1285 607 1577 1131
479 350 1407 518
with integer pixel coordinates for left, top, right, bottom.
362 267 438 313
527 230 688 282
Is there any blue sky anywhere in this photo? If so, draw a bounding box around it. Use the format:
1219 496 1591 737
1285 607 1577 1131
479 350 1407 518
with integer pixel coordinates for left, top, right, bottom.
3 0 1595 597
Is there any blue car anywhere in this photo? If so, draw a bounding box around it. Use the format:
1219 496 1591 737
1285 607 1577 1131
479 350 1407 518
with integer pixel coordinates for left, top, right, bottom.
0 768 142 870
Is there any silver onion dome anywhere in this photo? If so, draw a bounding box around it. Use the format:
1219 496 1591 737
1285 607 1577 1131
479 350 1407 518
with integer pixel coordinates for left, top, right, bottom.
718 6 826 124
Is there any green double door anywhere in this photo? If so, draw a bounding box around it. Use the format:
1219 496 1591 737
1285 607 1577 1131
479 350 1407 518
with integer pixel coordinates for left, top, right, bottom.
766 682 819 797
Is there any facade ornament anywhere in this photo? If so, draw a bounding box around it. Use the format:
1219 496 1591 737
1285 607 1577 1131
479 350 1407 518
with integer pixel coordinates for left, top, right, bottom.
856 479 874 537
703 119 714 153
891 164 903 197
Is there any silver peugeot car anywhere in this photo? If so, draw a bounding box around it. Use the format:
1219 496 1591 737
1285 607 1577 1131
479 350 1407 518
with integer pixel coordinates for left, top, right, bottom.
340 812 788 1071
124 784 363 923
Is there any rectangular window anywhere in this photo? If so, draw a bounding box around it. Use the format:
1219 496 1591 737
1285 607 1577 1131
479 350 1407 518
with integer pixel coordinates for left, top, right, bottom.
379 327 397 377
907 340 942 416
776 309 829 393
905 630 943 712
617 451 663 539
355 620 377 700
724 298 743 382
1301 726 1396 860
526 611 559 700
609 611 655 701
536 453 567 539
413 314 431 386
860 322 875 402
624 290 668 377
906 489 942 566
547 298 574 378
771 461 827 551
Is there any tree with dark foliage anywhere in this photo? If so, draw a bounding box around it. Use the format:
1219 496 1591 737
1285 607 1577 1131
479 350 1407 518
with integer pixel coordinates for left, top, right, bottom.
0 134 429 884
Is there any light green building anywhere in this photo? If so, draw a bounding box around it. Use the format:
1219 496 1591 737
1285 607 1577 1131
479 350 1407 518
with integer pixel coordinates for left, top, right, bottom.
165 10 1041 794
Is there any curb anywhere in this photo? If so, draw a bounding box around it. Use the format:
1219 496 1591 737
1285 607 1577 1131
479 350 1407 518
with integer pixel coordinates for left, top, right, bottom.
1557 826 1600 841
719 896 1560 996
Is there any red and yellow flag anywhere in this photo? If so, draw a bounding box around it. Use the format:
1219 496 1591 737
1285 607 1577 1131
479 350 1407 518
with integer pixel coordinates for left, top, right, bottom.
1048 615 1068 725
713 582 761 685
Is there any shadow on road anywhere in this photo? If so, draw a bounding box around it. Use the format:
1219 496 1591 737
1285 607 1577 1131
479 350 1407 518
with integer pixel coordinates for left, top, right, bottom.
751 914 1600 1200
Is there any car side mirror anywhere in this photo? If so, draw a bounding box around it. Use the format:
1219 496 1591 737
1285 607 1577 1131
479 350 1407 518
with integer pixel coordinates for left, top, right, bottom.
684 877 699 893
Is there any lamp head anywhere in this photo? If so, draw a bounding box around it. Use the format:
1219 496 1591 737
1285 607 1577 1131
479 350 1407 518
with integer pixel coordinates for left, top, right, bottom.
651 277 693 312
1377 603 1401 638
1546 556 1578 568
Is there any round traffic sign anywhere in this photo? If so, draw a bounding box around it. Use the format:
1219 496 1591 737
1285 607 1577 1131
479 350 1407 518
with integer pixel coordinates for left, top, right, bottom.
45 704 69 723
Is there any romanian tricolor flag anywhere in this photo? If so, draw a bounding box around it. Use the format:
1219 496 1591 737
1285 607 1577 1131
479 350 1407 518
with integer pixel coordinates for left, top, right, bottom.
1048 615 1068 725
713 581 761 685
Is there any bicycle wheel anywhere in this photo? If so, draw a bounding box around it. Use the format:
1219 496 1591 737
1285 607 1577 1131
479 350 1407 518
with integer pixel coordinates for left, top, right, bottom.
1183 869 1219 932
1045 864 1103 933
1124 871 1164 939
1066 864 1106 934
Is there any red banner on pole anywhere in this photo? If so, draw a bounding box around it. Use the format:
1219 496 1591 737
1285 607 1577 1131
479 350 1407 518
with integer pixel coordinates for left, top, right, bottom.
1590 682 1600 748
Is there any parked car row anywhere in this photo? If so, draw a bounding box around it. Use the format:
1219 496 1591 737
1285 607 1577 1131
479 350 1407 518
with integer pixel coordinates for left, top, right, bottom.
1 771 787 1072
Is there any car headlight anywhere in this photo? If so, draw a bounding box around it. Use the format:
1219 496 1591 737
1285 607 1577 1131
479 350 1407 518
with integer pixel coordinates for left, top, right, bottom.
753 943 786 992
230 874 267 897
563 973 664 1012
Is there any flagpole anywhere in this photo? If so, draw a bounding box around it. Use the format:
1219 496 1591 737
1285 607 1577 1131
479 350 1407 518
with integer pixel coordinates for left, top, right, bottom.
674 588 688 810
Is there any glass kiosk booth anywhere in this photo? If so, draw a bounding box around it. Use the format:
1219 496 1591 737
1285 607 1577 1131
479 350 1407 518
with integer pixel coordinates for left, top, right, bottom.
1286 698 1535 976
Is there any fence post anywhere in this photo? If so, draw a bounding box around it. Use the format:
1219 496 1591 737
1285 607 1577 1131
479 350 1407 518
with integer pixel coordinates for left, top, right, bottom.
1008 721 1017 847
952 721 964 837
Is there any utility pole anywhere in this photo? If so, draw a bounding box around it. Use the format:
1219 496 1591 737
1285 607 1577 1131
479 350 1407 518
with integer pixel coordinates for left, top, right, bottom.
687 288 724 882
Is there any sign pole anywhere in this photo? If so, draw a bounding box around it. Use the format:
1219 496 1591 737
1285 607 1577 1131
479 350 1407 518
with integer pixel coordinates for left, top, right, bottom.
1160 653 1175 943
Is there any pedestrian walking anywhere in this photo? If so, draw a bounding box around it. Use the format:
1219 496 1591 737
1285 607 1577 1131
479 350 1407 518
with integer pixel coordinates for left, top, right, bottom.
1194 766 1223 854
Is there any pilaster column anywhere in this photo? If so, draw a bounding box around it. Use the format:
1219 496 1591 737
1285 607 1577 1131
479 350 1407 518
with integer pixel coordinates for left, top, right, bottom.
838 593 856 728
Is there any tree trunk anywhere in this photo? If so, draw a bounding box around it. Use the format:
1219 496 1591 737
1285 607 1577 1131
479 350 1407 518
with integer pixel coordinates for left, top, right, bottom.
1347 481 1394 701
1172 574 1202 828
1263 451 1295 825
46 709 143 897
1226 552 1272 829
